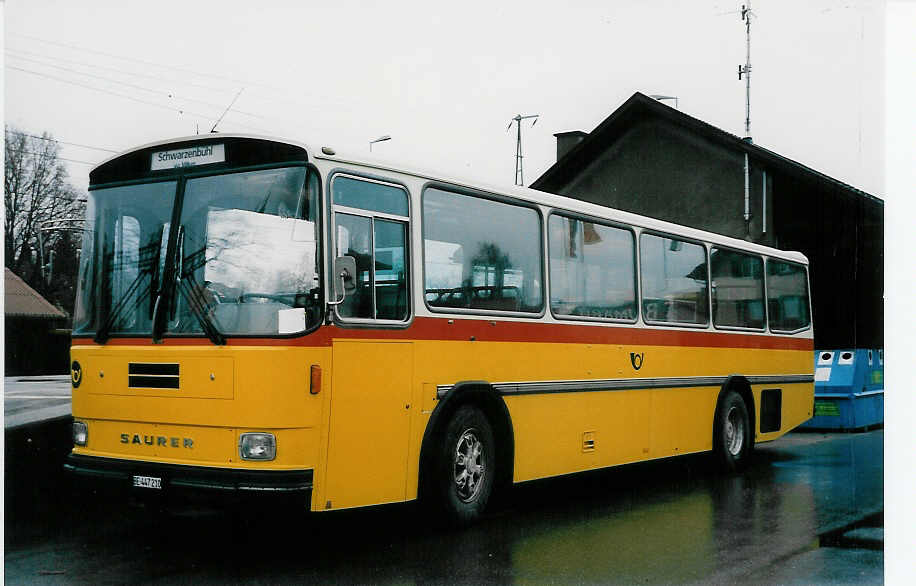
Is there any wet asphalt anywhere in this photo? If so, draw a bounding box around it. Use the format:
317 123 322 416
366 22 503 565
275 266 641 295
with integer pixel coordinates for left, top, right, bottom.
4 424 882 584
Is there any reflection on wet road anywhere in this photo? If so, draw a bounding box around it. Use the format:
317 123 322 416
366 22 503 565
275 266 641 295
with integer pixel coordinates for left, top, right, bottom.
4 429 882 584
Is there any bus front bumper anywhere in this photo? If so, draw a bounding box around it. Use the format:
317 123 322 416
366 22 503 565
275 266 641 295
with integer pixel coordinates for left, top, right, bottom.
64 453 313 505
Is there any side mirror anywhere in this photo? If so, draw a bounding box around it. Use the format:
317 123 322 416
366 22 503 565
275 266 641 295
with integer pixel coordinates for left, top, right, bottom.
330 255 357 305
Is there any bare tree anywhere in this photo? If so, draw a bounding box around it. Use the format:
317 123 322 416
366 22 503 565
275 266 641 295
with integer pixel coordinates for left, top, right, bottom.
4 125 85 314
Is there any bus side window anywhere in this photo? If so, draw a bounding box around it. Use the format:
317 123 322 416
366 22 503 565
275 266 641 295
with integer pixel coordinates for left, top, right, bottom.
332 175 410 322
548 214 637 321
710 248 765 329
766 260 810 332
336 215 374 319
423 187 543 314
640 233 709 326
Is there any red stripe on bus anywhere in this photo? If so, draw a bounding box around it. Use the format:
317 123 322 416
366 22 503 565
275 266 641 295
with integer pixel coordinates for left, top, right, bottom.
71 317 813 351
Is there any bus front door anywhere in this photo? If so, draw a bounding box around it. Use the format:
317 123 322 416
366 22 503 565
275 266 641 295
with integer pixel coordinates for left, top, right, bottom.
323 340 414 510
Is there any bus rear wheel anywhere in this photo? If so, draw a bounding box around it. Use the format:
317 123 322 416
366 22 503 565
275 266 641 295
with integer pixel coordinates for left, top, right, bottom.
714 391 752 472
432 405 495 525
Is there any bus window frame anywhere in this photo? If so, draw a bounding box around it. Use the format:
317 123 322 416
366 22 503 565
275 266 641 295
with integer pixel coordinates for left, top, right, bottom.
638 229 712 330
709 244 768 333
546 209 639 325
84 160 325 341
763 257 813 335
327 169 413 329
420 181 547 320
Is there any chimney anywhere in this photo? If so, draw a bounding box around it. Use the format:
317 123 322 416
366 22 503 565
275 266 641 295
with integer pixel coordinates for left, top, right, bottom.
554 131 588 161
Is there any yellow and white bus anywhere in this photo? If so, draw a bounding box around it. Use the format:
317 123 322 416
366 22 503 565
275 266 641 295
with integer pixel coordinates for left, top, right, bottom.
67 134 814 523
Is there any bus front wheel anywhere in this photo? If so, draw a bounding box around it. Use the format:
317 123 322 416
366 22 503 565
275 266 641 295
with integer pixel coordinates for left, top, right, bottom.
433 405 495 525
713 391 752 472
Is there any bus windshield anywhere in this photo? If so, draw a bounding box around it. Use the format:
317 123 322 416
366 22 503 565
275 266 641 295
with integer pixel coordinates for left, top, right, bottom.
73 166 322 341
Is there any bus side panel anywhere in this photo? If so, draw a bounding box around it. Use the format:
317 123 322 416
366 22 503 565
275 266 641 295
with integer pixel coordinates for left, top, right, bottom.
754 381 814 444
648 386 720 458
506 390 652 480
408 339 812 485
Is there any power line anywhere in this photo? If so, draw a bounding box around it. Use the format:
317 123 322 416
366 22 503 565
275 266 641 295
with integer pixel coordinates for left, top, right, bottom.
6 51 268 121
6 64 213 119
7 35 365 115
6 65 274 135
5 130 118 154
5 45 340 134
5 46 236 95
10 32 278 93
6 147 98 165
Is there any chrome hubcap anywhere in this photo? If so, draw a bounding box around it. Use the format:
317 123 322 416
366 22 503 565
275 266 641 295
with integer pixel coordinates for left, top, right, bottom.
724 406 745 456
454 429 485 503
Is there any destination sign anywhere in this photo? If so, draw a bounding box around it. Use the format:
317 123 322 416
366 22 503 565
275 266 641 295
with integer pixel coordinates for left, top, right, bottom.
151 144 225 170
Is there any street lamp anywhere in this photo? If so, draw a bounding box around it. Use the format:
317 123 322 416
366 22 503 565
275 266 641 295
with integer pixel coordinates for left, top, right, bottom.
369 135 391 152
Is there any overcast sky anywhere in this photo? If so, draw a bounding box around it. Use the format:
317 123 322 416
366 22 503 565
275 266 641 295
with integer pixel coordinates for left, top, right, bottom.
2 0 888 197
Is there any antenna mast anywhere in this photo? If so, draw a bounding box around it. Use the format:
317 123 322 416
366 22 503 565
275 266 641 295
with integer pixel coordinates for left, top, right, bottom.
507 114 539 186
737 2 754 138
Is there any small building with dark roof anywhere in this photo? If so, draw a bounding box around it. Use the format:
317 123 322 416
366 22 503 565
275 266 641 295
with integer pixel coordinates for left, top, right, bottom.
532 92 883 349
4 268 71 375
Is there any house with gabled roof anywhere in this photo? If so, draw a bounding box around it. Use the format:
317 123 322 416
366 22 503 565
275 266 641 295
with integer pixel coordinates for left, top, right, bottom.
531 92 883 349
4 268 70 375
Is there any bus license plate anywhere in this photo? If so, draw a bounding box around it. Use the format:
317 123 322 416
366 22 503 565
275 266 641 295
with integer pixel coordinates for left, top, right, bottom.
132 475 162 490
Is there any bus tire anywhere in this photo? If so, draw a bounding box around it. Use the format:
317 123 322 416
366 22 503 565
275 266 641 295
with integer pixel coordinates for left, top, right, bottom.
433 404 495 525
713 391 752 472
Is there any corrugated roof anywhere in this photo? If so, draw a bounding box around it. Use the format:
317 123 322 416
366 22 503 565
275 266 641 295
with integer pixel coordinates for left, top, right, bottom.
4 268 67 319
532 92 883 205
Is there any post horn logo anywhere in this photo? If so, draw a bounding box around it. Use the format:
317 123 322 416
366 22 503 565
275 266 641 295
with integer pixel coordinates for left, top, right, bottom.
629 352 645 371
71 361 82 388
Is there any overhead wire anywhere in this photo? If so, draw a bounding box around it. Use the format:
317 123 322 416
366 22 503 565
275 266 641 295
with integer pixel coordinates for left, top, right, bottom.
7 34 364 115
6 65 275 135
5 51 269 121
5 147 98 166
6 33 375 162
10 32 279 92
5 46 237 95
4 130 118 153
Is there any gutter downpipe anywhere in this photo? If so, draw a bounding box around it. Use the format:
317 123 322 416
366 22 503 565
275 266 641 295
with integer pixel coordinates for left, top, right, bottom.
744 151 751 230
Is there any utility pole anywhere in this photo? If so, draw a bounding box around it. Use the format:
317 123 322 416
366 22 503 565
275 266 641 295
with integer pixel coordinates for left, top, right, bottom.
507 114 539 186
737 3 756 232
737 2 754 138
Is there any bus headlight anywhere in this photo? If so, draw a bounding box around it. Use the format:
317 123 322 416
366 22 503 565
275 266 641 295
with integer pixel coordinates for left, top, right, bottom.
239 433 276 461
73 421 88 446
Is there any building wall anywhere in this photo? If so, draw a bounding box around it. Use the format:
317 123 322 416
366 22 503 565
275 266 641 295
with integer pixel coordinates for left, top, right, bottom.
773 176 884 349
5 317 70 375
554 118 776 247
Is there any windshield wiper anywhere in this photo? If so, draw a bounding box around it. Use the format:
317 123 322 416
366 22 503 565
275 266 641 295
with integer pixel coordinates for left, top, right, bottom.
94 241 162 344
177 276 226 345
151 229 225 345
93 276 152 344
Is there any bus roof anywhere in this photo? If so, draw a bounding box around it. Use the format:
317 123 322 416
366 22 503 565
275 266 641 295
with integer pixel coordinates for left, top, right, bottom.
94 133 809 265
